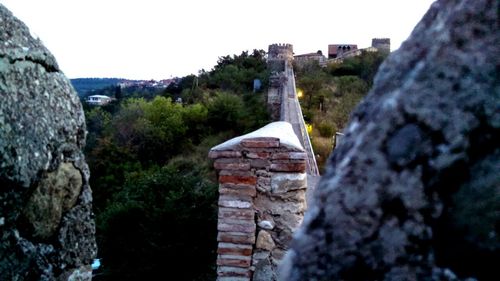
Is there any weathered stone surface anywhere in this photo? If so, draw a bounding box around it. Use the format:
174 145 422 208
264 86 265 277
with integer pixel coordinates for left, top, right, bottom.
256 230 276 251
220 183 257 197
241 137 280 148
252 250 271 266
274 212 303 233
254 193 306 215
209 150 242 159
255 170 271 177
256 176 271 193
258 220 275 230
270 173 306 194
219 207 255 220
271 152 307 160
280 0 499 280
0 4 96 280
217 266 252 277
219 195 253 209
214 158 251 171
250 158 270 169
271 248 286 265
245 151 271 159
253 257 277 281
23 163 83 239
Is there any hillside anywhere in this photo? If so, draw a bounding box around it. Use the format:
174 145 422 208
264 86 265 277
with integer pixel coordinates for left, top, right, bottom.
86 49 269 280
294 50 389 171
70 78 125 97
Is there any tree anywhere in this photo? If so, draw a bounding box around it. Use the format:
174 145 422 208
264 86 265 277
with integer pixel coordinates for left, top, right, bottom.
111 96 187 165
85 106 111 153
97 164 218 281
207 92 245 133
298 73 327 110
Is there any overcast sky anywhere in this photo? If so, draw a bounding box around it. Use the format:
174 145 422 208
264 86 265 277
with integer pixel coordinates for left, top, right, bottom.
1 0 436 80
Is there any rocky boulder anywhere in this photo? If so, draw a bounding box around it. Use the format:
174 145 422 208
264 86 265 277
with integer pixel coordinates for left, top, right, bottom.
280 0 499 280
0 4 96 280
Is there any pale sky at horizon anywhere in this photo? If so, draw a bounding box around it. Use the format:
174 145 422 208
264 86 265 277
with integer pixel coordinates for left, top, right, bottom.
1 0 436 80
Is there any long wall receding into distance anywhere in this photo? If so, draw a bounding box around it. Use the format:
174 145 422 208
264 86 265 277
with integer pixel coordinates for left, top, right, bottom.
209 43 320 281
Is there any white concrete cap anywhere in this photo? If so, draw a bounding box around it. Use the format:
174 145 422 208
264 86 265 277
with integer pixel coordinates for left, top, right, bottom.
211 121 304 151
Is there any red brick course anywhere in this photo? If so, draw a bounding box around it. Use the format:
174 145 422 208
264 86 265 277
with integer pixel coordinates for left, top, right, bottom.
217 243 253 256
219 175 257 185
218 232 256 244
217 256 251 268
270 162 306 172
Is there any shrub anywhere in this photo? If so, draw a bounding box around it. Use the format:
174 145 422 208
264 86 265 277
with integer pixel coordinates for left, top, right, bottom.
97 165 218 281
312 136 333 173
318 122 335 138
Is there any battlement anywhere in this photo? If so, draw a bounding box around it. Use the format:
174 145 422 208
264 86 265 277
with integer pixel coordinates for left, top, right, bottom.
268 43 293 50
371 38 391 51
268 43 294 62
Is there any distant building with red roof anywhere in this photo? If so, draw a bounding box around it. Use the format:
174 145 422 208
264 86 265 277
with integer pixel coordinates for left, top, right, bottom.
328 44 358 59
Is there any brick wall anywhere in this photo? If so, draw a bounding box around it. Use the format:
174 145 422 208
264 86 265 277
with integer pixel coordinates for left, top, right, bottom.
209 122 307 281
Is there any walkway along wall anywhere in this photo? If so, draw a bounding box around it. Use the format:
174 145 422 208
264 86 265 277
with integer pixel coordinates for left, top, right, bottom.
209 122 308 281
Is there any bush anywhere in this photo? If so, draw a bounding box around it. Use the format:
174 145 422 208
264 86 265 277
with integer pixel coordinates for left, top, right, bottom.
97 165 218 281
206 92 245 133
311 136 333 173
318 122 335 138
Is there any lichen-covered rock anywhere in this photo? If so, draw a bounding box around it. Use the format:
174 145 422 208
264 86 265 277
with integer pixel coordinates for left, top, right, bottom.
0 4 96 280
280 0 499 280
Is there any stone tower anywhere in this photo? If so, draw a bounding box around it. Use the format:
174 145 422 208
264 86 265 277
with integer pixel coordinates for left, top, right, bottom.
372 38 391 52
267 43 293 72
268 43 293 61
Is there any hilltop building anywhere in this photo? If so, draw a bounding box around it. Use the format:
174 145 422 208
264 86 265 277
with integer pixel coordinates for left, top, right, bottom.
293 50 326 67
328 44 358 59
86 95 112 105
372 38 391 52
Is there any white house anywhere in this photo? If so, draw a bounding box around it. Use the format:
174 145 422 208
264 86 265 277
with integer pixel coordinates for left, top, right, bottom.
86 95 112 105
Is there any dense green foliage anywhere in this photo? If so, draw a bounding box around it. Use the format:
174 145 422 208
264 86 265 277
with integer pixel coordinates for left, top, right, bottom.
85 50 269 280
294 50 388 171
97 165 217 281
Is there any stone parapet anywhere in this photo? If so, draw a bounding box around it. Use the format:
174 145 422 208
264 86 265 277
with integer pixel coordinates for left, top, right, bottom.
210 122 307 281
